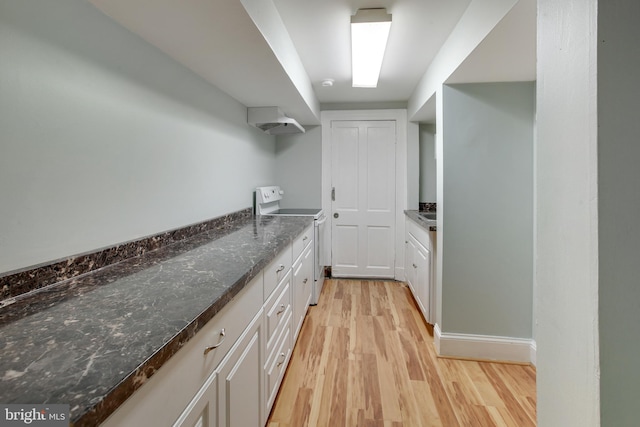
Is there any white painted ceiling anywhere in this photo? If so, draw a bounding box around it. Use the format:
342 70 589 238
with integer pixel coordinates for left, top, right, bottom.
89 0 535 125
447 0 536 85
273 0 472 105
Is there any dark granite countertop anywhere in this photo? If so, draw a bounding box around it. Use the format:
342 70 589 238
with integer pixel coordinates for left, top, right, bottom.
404 210 437 232
0 215 312 426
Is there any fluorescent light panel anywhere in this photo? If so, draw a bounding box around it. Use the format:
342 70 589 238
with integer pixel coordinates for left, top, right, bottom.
351 8 392 88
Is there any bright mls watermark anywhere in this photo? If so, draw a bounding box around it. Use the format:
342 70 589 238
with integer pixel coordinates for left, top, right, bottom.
0 405 69 426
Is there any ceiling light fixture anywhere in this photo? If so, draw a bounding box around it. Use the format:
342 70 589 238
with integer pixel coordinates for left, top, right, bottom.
351 8 392 88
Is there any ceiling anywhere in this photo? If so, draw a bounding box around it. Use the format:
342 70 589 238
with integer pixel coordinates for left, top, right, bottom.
88 0 535 125
273 0 472 105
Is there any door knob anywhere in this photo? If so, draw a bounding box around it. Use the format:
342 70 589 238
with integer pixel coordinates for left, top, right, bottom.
334 213 339 218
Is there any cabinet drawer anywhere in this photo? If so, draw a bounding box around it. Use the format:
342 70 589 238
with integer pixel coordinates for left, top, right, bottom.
264 272 292 354
195 275 263 375
265 319 292 411
101 273 263 427
264 245 292 300
406 217 431 251
292 225 313 264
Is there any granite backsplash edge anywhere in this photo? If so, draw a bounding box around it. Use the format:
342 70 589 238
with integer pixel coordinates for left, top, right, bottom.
419 202 437 212
0 208 253 301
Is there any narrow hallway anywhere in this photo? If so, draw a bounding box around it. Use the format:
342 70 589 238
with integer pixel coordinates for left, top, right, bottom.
268 279 536 426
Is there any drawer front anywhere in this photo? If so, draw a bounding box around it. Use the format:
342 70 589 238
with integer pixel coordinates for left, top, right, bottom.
406 217 430 250
102 273 263 427
264 245 292 300
265 319 292 412
264 273 292 354
196 280 263 373
292 225 313 264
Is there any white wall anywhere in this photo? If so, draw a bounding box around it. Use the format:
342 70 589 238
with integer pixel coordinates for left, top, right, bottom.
597 1 640 425
536 0 600 425
0 0 276 274
419 124 437 203
407 121 420 211
275 126 322 208
441 82 534 339
435 88 445 328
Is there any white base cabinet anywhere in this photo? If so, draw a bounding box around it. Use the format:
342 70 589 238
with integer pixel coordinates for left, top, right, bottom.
292 241 313 339
216 309 264 427
264 314 291 410
405 218 432 324
174 309 264 427
102 225 315 427
263 270 292 419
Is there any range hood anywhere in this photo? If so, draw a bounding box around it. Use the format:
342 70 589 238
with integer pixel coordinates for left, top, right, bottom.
248 107 305 135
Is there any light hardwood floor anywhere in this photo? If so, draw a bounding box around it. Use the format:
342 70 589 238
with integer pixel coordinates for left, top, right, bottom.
267 279 536 427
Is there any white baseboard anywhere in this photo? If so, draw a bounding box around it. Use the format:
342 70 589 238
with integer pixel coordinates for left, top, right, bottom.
434 323 443 355
434 323 535 364
529 339 537 367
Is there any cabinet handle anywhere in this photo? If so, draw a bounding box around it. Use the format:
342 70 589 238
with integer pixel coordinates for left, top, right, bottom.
204 328 226 355
277 352 286 367
276 304 286 315
276 264 285 273
303 278 308 284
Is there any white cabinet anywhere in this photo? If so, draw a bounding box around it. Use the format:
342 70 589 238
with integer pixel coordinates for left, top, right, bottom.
263 270 293 419
264 312 292 411
264 245 293 301
292 226 313 341
405 218 432 324
175 309 264 427
413 239 430 318
264 271 292 355
405 236 417 293
216 309 264 427
291 225 313 264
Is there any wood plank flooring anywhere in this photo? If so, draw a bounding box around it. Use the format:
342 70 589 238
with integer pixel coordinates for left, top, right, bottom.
267 279 536 427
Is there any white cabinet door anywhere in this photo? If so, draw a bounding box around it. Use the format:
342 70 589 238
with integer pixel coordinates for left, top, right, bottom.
414 242 431 321
405 219 432 324
216 310 264 427
173 372 217 427
405 235 417 292
292 243 313 340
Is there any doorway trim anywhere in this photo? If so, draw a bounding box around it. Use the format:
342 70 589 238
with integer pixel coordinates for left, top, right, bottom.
321 109 408 280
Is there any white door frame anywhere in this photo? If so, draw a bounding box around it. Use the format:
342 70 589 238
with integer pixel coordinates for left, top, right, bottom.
321 109 408 281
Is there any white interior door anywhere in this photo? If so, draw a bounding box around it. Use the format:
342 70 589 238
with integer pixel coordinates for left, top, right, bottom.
331 120 396 277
